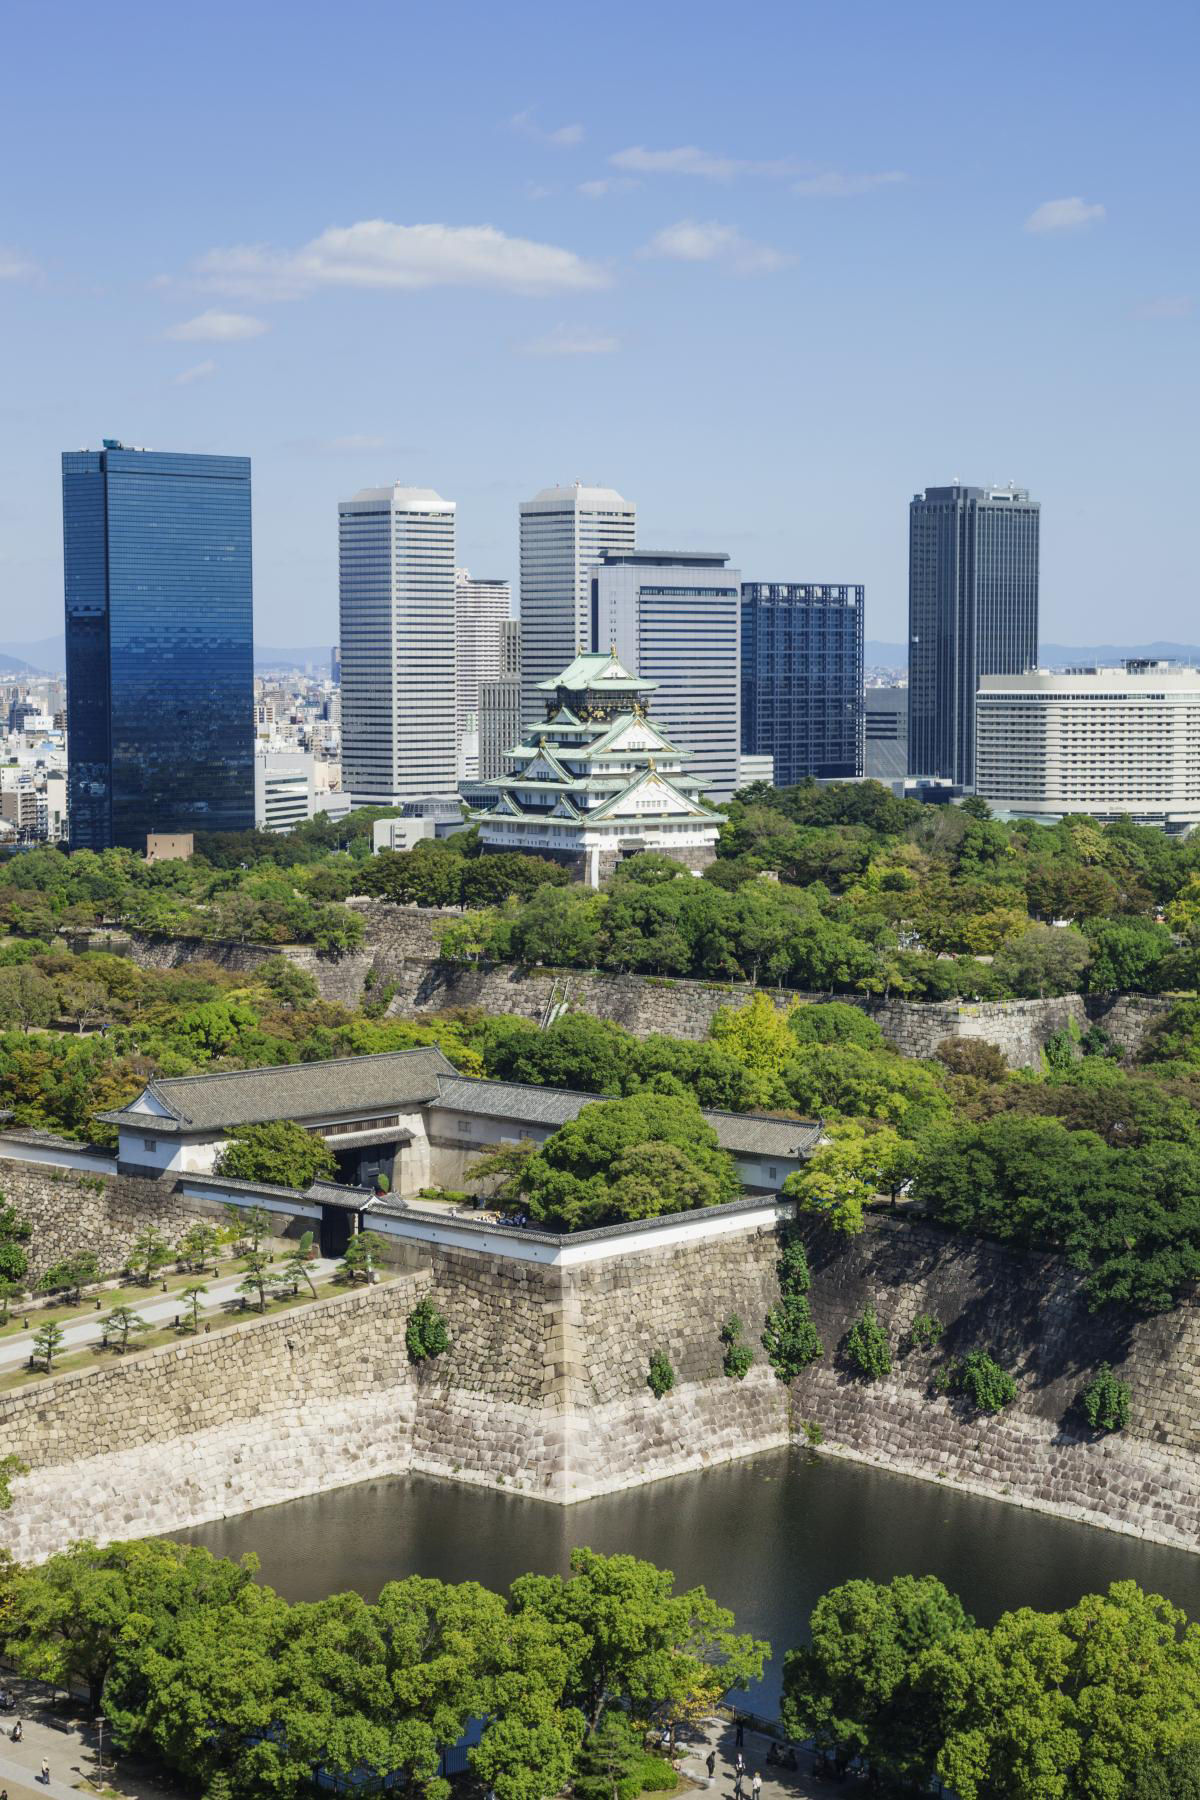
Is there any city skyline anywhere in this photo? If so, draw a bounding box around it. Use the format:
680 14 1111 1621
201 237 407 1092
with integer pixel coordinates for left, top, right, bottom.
1 0 1197 649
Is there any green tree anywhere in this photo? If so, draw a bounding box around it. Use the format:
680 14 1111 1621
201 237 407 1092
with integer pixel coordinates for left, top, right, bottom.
646 1350 674 1399
843 1304 891 1380
0 1202 31 1286
278 1231 317 1298
177 1221 220 1272
32 1319 64 1372
762 1228 824 1381
781 1574 971 1787
1130 1740 1200 1799
406 1295 450 1361
789 1001 883 1048
785 1123 913 1235
238 1249 273 1312
707 993 797 1106
0 1277 22 1324
36 1249 100 1304
340 1229 388 1284
258 957 319 1007
105 1304 149 1354
1080 1363 1131 1431
491 1093 739 1232
127 1226 172 1285
215 1121 337 1189
0 1454 26 1511
510 1547 767 1736
992 923 1091 997
572 1709 642 1800
180 1283 208 1333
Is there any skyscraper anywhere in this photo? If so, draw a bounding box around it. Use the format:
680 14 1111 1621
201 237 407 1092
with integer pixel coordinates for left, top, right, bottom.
339 484 457 803
518 482 635 729
454 569 512 779
740 583 864 786
478 621 522 781
908 483 1039 786
62 441 254 850
593 549 742 799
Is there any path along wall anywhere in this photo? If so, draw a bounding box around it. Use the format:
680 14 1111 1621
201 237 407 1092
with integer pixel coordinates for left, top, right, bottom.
5 1199 1200 1561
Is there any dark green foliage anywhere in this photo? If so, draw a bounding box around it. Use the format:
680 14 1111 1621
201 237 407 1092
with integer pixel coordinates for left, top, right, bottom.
763 1226 823 1381
647 1349 675 1399
1080 1363 1131 1432
954 1349 1017 1414
904 1312 944 1352
36 1250 100 1302
572 1710 642 1800
843 1304 891 1380
788 1002 883 1048
0 1201 31 1285
481 1091 740 1232
912 1113 1200 1314
1128 1740 1200 1799
720 1315 754 1380
781 1574 972 1789
405 1296 450 1362
635 1754 677 1792
216 1120 337 1190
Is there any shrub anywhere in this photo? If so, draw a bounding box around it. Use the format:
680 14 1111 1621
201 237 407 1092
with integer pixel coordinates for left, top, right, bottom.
763 1225 823 1381
635 1755 678 1792
843 1304 892 1380
1080 1363 1132 1432
905 1311 944 1352
800 1418 825 1446
958 1349 1017 1414
405 1296 450 1362
720 1315 754 1380
647 1349 675 1399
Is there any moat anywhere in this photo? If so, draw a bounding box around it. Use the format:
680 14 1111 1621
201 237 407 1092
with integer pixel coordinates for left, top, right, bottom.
185 1446 1200 1711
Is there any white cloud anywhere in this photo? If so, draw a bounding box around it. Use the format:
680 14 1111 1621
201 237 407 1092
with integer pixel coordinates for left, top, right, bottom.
612 145 763 181
165 310 269 341
1132 294 1193 320
793 169 907 197
195 220 608 299
1024 196 1106 235
523 325 619 356
511 109 584 148
612 147 907 198
0 248 41 283
640 220 791 275
173 360 217 386
578 177 640 199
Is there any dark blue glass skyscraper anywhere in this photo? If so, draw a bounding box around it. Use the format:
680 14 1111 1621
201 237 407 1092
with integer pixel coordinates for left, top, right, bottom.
63 442 254 849
741 584 864 785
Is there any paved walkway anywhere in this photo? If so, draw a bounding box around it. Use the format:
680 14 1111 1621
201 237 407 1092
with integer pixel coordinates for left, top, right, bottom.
677 1716 860 1799
0 1679 180 1800
0 1260 340 1372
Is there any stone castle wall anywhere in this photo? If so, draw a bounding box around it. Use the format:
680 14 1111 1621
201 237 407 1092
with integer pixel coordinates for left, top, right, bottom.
80 908 1172 1068
0 1157 229 1284
10 1200 1200 1561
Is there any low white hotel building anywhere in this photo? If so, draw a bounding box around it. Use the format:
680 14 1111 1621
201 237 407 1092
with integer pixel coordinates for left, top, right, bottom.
975 661 1200 834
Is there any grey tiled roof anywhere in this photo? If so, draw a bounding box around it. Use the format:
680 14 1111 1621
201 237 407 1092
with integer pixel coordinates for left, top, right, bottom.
101 1047 455 1132
432 1076 820 1160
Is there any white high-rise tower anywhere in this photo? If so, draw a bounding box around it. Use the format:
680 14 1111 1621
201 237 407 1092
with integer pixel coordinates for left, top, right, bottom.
339 484 457 803
454 569 512 779
518 482 636 729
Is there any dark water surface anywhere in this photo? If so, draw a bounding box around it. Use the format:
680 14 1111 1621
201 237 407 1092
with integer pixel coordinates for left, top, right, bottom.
185 1449 1200 1711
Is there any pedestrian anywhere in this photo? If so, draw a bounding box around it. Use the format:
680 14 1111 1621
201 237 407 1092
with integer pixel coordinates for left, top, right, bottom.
733 1773 744 1800
752 1775 762 1799
735 1716 745 1748
736 1751 746 1774
705 1748 716 1780
12 1721 22 1743
40 1759 49 1785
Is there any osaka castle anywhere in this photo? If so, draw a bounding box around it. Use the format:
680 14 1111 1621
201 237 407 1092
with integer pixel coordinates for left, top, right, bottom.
473 651 724 886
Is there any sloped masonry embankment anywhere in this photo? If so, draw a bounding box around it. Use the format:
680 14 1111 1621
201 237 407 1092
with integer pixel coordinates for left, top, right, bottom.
93 903 1173 1070
2 1206 1200 1562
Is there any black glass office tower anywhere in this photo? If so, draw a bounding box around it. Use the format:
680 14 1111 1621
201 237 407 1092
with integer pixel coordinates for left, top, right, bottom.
741 584 864 785
908 484 1039 786
63 442 254 849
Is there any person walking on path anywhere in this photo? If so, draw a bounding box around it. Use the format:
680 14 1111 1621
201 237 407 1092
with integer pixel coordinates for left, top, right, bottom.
39 1759 49 1785
733 1773 744 1800
735 1717 745 1748
752 1775 762 1799
705 1748 716 1781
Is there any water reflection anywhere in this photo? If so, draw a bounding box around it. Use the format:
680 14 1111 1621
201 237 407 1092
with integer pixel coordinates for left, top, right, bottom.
185 1448 1200 1710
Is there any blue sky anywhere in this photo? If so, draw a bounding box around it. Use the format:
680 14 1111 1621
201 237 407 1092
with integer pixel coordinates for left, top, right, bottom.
1 0 1196 650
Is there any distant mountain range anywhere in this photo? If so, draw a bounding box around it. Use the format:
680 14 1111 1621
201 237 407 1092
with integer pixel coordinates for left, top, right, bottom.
866 640 1200 674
